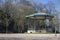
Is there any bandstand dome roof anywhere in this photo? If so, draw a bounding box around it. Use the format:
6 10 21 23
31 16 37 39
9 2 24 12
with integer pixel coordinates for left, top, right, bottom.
25 12 54 18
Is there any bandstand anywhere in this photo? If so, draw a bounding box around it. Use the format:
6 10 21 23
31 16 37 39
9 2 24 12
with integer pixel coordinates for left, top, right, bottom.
25 12 54 33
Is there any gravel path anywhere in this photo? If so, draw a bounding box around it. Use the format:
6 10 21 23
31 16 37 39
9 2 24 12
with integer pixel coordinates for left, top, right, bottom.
0 34 60 40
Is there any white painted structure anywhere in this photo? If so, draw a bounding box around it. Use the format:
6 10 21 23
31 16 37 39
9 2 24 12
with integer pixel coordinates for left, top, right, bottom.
26 12 54 33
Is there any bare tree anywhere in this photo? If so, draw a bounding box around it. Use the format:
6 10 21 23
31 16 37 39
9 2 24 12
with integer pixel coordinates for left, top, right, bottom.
0 0 36 33
45 1 56 14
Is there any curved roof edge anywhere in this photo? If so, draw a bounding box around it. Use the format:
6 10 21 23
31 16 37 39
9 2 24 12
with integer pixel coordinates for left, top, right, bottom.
25 12 54 18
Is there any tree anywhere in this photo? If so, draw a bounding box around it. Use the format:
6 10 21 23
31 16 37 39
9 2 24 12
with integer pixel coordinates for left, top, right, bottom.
0 0 36 33
45 1 55 14
52 12 59 36
13 0 36 32
1 0 15 33
38 3 45 12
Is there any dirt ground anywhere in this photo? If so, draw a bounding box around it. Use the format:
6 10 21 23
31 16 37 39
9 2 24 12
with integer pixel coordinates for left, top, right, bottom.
0 34 60 40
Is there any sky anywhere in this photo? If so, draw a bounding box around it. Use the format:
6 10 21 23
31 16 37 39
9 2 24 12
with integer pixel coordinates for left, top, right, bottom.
34 0 49 4
0 0 60 18
36 0 60 12
32 0 60 18
0 0 52 5
0 0 60 12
